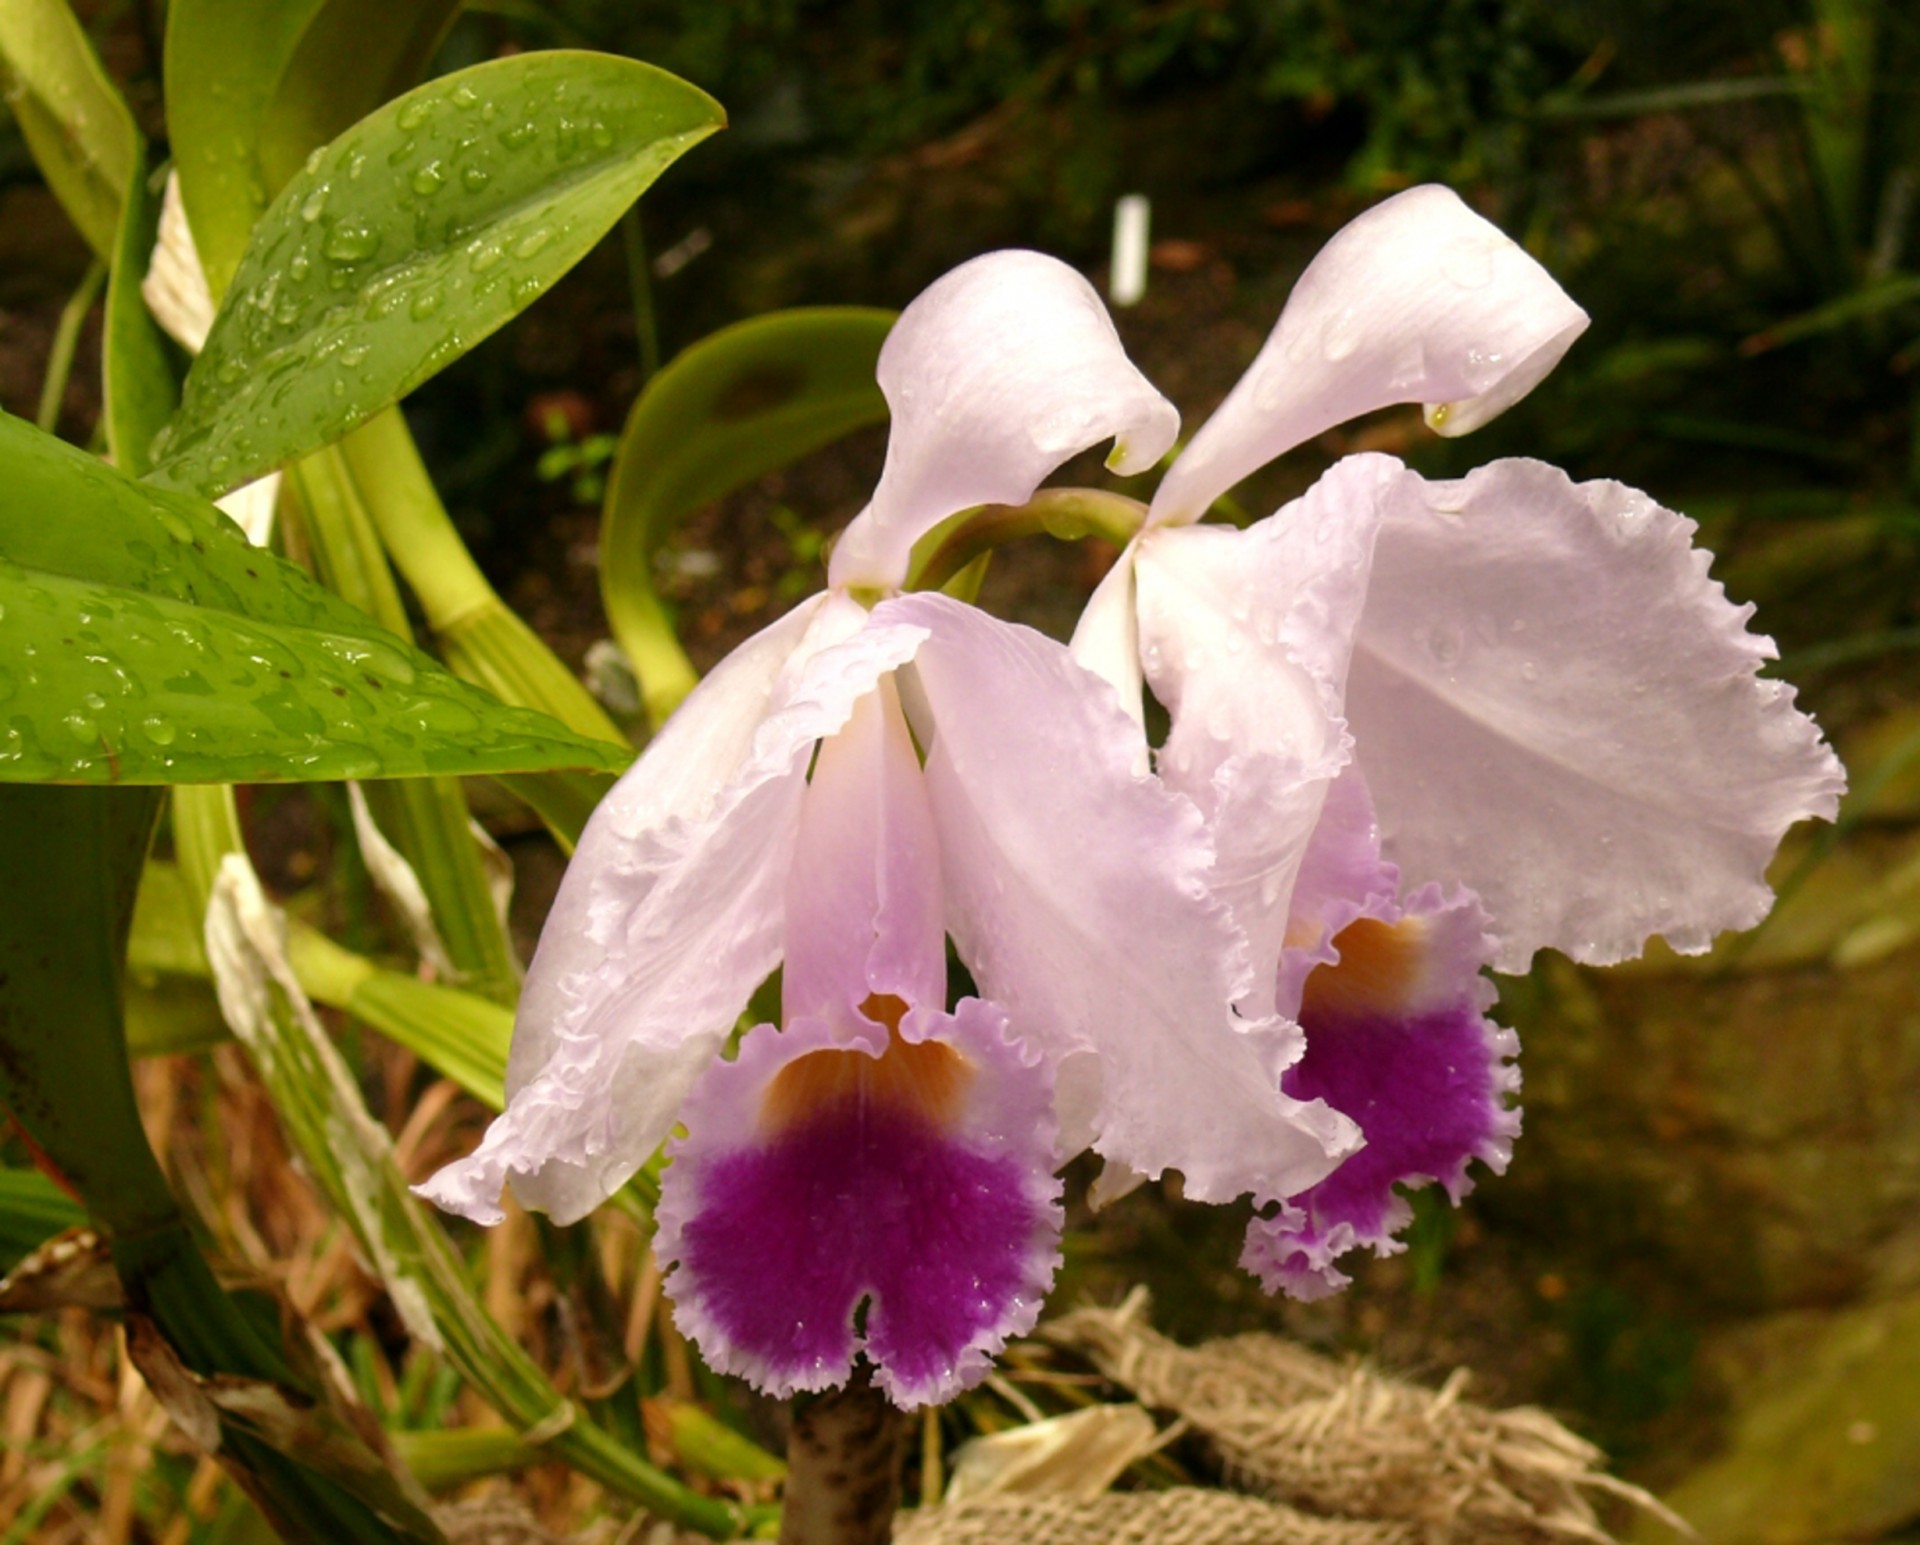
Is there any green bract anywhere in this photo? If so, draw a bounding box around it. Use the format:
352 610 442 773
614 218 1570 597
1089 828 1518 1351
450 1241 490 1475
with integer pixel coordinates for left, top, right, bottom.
149 50 724 501
0 414 631 785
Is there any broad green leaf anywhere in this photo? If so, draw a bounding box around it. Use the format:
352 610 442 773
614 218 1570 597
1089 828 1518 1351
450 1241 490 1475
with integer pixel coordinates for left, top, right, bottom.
164 0 325 298
166 0 463 300
150 52 724 501
103 151 187 477
258 0 464 193
0 0 138 259
600 307 894 724
0 412 631 785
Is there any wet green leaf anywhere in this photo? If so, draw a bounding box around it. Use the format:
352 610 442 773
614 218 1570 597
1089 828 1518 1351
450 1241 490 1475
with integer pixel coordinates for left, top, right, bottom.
257 0 464 193
600 307 894 724
164 0 324 298
0 0 138 259
150 51 724 501
0 412 632 785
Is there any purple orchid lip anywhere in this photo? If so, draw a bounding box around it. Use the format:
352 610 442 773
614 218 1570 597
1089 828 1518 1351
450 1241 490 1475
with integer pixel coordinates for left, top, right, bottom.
657 997 1062 1408
1250 881 1520 1301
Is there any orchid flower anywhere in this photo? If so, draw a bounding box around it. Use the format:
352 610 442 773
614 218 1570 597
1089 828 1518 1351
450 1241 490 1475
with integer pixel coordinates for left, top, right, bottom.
851 189 1842 1297
1025 186 1841 1289
421 255 1364 1404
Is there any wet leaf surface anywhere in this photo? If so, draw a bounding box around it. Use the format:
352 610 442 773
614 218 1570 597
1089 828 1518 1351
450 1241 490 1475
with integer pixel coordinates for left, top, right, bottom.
151 51 723 500
0 413 631 784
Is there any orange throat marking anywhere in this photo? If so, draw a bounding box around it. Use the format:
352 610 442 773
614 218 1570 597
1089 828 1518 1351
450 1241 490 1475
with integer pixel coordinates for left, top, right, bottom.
760 993 974 1136
1300 915 1429 1020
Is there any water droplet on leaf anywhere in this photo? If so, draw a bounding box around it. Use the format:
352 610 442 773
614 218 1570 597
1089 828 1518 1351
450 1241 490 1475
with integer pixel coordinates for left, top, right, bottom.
324 224 380 263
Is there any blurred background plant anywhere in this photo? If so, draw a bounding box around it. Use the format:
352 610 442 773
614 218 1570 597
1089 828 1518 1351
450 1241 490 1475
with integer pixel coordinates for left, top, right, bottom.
3 1 1918 1542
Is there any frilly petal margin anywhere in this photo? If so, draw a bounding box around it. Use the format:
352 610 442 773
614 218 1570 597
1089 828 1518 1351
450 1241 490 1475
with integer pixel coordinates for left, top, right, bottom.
1245 777 1518 1300
829 250 1179 591
1344 460 1847 972
656 999 1062 1408
885 591 1358 1207
1149 186 1587 526
417 595 928 1225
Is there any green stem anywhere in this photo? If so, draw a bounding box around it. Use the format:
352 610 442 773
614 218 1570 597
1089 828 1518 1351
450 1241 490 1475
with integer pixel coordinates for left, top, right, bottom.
905 488 1148 594
336 408 621 847
36 258 106 435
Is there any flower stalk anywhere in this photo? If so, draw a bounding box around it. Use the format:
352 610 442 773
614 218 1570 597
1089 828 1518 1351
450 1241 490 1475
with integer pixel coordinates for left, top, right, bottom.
780 1367 910 1545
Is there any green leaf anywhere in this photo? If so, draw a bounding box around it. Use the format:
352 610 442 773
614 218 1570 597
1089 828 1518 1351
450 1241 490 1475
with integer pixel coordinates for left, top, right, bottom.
165 0 462 300
103 151 187 478
257 0 464 194
150 51 725 501
0 412 632 785
600 307 894 724
0 0 138 259
286 443 523 1003
164 0 325 298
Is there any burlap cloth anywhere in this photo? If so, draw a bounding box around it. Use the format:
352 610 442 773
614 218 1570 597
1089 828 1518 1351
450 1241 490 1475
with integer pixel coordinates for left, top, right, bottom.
897 1290 1688 1545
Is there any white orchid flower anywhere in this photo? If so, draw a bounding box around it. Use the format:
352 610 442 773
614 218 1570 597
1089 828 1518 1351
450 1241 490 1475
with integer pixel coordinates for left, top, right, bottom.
1037 186 1842 1291
421 255 1360 1404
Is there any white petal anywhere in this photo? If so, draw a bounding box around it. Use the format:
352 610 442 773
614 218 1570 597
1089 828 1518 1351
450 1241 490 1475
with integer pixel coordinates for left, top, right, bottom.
1150 186 1588 525
419 594 932 1224
829 251 1179 590
883 592 1356 1205
1134 456 1411 1014
1345 460 1846 970
1067 548 1148 742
